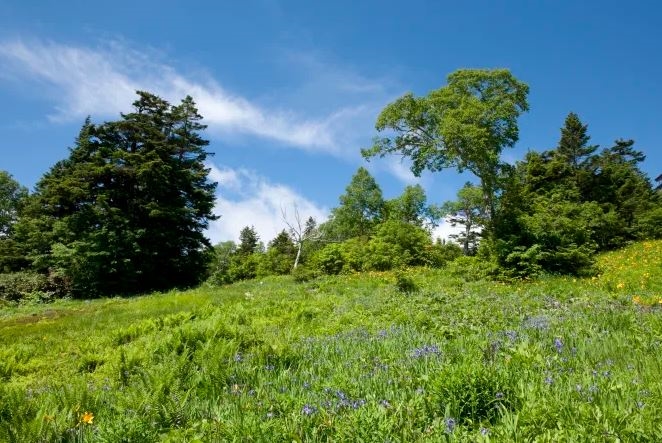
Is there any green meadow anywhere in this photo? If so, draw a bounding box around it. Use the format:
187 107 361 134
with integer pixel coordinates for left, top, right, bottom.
1 240 661 442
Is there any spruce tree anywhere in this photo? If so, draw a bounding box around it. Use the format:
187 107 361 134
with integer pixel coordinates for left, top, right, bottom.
20 92 217 296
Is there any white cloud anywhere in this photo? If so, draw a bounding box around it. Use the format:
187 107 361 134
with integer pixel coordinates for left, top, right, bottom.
0 39 342 151
431 219 464 243
205 163 328 244
0 38 424 184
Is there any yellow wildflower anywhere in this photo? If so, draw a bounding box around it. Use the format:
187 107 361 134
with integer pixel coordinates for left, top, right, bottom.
616 282 624 289
80 411 94 424
633 296 642 305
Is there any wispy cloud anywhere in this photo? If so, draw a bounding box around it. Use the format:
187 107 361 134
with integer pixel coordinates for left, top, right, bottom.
206 162 328 244
0 38 420 183
0 39 354 152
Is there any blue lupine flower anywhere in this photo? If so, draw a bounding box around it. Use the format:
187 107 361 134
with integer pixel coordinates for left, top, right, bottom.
445 417 456 433
410 345 441 358
301 404 317 416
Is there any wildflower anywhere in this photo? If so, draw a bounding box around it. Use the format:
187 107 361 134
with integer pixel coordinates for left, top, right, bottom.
544 376 554 386
410 345 441 358
633 296 642 305
80 411 94 424
495 392 504 400
616 282 624 289
380 399 391 408
301 404 317 416
444 417 456 433
480 427 490 436
233 353 243 362
553 337 563 353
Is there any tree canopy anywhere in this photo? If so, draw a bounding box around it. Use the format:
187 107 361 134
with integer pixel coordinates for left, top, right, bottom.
363 68 529 220
15 92 217 296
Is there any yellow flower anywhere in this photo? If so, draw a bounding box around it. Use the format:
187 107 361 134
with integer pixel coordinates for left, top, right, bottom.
633 296 642 305
616 282 624 289
80 411 94 424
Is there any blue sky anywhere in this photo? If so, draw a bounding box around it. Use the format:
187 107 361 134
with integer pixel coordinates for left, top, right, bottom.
1 0 660 243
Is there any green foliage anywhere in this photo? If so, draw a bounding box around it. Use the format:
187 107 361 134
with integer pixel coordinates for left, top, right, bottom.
365 220 432 271
447 254 498 281
237 226 261 255
495 113 658 277
291 265 319 283
0 170 28 238
0 271 49 302
314 243 345 275
442 182 486 255
385 184 439 228
364 68 529 222
322 167 385 240
259 230 297 276
0 241 660 441
394 271 418 293
15 93 217 297
427 239 463 268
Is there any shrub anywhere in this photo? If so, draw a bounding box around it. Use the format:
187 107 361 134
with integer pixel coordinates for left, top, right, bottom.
0 271 50 302
394 271 419 293
314 244 345 275
364 220 432 271
291 265 319 283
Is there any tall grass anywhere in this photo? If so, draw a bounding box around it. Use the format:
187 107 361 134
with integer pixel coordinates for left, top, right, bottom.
0 240 660 441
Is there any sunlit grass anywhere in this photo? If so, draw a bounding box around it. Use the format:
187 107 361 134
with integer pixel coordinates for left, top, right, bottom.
1 241 661 441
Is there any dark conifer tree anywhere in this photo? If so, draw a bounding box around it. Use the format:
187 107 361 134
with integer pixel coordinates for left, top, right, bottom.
19 92 217 296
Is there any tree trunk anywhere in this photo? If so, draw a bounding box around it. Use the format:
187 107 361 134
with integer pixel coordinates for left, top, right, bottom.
293 242 302 269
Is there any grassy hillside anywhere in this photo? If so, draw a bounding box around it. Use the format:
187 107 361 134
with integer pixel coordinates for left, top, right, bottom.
0 240 661 441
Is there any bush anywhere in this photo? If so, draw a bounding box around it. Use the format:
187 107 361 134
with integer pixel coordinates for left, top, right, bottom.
0 271 50 302
291 265 319 283
394 271 419 293
314 244 345 275
427 240 463 268
447 255 497 281
364 220 432 271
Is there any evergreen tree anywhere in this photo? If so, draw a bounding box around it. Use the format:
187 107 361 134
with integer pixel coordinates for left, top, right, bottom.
261 230 297 275
237 226 260 255
18 92 217 296
557 112 598 170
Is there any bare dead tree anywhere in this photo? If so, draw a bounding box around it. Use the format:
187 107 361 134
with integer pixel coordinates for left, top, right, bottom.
281 205 322 269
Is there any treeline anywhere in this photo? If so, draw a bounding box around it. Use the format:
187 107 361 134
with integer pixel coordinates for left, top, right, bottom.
363 69 662 279
1 69 661 301
207 169 463 285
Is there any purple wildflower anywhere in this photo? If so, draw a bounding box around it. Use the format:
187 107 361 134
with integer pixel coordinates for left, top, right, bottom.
553 337 563 353
445 417 456 433
301 404 317 416
410 345 441 358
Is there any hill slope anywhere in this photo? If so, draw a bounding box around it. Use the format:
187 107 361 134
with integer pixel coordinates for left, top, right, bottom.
0 241 661 441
